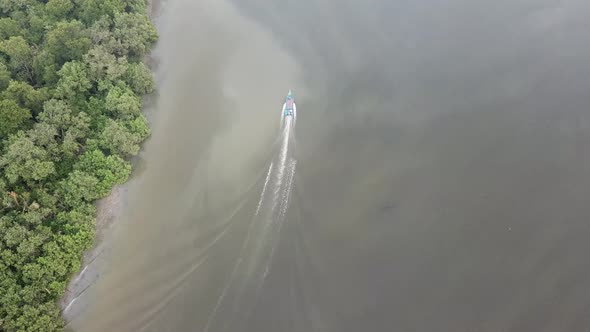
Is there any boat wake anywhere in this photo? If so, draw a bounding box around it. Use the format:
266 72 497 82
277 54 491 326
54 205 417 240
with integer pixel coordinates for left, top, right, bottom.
203 116 297 332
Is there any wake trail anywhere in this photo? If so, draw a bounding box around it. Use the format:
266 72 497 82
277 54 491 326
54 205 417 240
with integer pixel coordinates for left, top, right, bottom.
202 117 297 332
255 162 274 216
253 158 297 303
270 116 292 215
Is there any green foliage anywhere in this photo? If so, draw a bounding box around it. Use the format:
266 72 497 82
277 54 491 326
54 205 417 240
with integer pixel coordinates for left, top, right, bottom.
45 20 91 67
84 45 128 84
54 203 95 234
0 0 36 15
0 36 34 82
39 99 90 140
0 18 22 40
76 0 124 25
105 82 141 117
55 60 91 101
98 118 145 156
24 14 47 45
0 131 55 184
1 81 48 115
75 149 131 196
128 112 150 139
0 1 156 329
0 99 31 139
45 0 74 20
122 0 148 13
31 51 56 86
112 12 158 58
87 16 113 46
60 170 100 207
84 96 109 131
0 62 10 91
124 62 154 95
33 99 91 159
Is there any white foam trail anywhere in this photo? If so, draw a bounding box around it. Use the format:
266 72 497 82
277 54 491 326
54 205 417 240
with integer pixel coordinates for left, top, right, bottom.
71 265 89 284
202 116 296 331
271 116 292 213
279 159 297 220
251 158 296 308
133 200 246 331
203 256 243 332
255 162 273 216
63 297 78 313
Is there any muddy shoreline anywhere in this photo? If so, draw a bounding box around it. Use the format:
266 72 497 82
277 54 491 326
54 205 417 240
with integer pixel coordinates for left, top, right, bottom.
59 0 161 324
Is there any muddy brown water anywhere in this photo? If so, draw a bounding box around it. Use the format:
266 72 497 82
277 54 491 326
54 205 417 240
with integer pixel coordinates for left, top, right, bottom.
70 0 590 331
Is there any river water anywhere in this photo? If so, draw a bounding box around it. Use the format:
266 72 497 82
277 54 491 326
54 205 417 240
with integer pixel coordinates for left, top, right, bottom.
72 0 590 331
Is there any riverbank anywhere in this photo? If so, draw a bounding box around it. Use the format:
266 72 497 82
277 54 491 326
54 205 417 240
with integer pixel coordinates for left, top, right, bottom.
58 0 161 324
58 185 127 320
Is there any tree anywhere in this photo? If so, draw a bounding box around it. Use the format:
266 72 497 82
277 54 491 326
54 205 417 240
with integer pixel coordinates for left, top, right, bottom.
36 99 90 156
0 18 22 40
55 61 91 101
37 99 73 137
45 0 74 20
32 50 60 86
54 203 95 234
76 0 124 25
112 12 158 58
0 36 34 82
121 0 148 13
61 111 91 157
5 302 63 332
59 170 100 207
28 122 59 158
98 118 144 156
24 14 47 45
0 178 5 197
0 132 55 184
128 112 150 139
45 20 91 67
84 45 128 84
75 149 130 196
0 62 10 91
0 0 156 329
0 99 31 139
87 16 113 45
1 81 48 115
84 96 108 130
105 83 141 117
124 62 154 95
0 0 37 15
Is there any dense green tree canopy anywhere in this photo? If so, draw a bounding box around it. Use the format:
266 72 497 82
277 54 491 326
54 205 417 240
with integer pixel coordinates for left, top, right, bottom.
0 99 31 138
124 61 154 95
0 131 56 184
76 0 124 25
0 18 22 40
0 0 156 330
0 62 11 90
98 117 148 156
1 80 48 115
45 20 92 67
45 0 74 20
112 12 157 58
0 36 34 81
55 60 91 101
85 45 128 84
